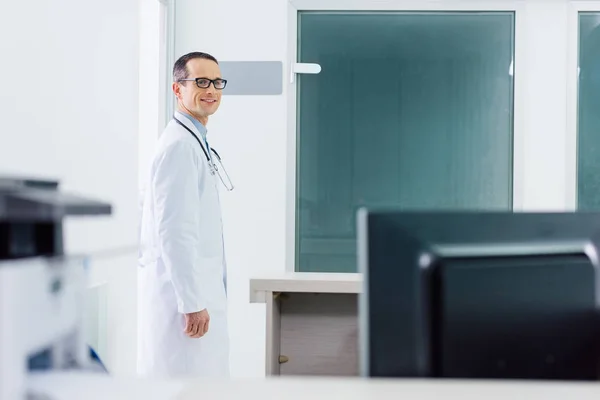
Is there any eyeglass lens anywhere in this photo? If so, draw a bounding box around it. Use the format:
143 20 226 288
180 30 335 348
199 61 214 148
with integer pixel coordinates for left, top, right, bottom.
196 78 227 89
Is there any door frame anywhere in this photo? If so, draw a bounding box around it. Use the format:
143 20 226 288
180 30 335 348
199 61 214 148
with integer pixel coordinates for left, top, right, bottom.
285 0 527 272
566 1 600 210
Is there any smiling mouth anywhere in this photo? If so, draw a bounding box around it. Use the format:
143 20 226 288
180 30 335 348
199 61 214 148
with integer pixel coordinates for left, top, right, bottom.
201 99 216 104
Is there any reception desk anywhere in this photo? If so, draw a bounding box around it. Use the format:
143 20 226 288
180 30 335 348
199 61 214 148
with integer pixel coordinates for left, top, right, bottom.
250 272 362 376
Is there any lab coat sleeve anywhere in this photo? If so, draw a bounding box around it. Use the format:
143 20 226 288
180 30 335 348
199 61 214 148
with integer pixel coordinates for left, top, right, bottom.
152 141 207 314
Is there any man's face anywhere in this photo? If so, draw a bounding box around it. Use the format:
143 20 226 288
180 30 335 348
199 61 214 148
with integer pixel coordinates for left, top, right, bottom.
174 58 223 124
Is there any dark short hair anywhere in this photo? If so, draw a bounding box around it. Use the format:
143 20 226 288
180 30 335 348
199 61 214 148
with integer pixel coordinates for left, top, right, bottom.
173 52 219 82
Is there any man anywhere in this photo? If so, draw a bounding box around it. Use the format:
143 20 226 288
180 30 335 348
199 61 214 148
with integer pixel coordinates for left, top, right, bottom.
137 51 230 378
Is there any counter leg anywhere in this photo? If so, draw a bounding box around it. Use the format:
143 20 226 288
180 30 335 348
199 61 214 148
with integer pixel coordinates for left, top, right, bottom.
265 291 281 376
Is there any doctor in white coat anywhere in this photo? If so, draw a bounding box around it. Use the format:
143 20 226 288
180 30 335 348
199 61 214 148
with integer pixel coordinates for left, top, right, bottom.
137 51 231 378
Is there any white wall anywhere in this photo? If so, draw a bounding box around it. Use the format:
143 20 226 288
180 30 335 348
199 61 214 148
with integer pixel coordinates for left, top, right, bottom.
519 0 571 210
0 0 140 375
173 0 289 378
167 0 585 377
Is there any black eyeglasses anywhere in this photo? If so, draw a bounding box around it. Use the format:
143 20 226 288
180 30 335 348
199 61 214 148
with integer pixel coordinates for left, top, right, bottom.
178 78 227 90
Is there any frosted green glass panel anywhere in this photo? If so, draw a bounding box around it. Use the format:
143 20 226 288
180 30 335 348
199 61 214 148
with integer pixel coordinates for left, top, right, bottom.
578 13 600 210
296 12 515 272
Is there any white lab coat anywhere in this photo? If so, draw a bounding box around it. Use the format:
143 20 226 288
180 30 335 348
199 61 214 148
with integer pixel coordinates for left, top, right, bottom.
137 114 229 378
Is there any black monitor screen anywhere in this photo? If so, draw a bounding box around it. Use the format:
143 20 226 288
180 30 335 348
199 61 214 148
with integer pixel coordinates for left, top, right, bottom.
358 211 600 381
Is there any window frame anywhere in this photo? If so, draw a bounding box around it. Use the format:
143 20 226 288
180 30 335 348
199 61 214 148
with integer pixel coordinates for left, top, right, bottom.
566 1 600 210
286 0 527 272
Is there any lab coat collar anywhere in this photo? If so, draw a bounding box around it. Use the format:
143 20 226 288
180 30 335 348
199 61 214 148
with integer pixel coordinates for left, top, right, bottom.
174 110 208 141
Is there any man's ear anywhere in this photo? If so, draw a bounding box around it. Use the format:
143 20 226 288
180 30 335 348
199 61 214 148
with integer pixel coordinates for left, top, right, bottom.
172 82 181 98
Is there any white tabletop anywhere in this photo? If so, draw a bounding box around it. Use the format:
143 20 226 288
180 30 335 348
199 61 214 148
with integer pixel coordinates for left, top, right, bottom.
249 272 362 302
27 372 185 400
177 376 600 400
28 372 600 400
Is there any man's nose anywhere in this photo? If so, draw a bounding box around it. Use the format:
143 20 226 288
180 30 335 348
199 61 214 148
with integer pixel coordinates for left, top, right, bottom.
205 83 216 93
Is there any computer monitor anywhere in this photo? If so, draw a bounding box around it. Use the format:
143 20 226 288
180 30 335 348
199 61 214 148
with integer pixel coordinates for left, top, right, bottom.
357 210 600 380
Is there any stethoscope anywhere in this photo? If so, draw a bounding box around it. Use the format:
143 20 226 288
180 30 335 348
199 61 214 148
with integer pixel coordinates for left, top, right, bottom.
173 117 234 191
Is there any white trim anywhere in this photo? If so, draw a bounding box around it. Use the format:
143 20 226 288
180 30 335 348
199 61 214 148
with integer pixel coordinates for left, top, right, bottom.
160 0 176 128
289 0 524 11
566 1 600 210
157 0 168 130
138 0 163 190
512 2 527 210
286 2 299 272
286 0 526 271
570 0 600 11
566 2 579 211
